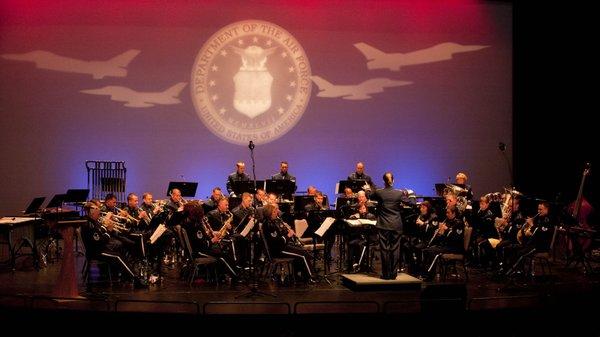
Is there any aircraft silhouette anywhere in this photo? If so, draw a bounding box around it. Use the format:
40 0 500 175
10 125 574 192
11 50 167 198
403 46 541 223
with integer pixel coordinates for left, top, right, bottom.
80 82 187 108
1 49 140 79
311 75 412 100
354 42 488 71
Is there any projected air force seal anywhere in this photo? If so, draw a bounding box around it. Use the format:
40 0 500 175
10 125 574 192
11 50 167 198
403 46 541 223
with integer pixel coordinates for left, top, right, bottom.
191 20 312 145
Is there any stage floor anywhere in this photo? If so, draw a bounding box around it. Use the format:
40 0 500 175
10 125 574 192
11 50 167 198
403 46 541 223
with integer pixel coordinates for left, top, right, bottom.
1 252 600 335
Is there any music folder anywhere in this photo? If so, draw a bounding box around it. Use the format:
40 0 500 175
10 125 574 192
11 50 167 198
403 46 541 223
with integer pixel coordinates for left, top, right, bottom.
314 217 336 237
344 219 377 227
240 218 256 238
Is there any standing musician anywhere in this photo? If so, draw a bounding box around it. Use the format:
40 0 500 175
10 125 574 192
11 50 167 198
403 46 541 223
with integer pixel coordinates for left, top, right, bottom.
421 207 465 280
348 162 376 193
454 172 473 201
261 203 315 282
226 161 250 197
81 201 147 288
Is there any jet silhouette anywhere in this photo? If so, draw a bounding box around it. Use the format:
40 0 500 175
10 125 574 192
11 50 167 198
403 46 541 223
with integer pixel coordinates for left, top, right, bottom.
354 42 488 71
311 75 412 100
1 49 140 79
80 82 187 108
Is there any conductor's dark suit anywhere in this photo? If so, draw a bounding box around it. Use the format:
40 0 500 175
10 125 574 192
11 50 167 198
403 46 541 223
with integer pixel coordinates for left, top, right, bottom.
370 186 412 279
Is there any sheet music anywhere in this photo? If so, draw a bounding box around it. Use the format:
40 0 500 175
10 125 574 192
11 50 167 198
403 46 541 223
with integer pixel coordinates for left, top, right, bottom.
314 217 336 237
150 224 166 244
240 218 255 237
344 219 377 227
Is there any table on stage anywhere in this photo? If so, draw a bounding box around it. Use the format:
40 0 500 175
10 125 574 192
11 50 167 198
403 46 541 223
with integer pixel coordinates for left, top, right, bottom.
0 216 40 269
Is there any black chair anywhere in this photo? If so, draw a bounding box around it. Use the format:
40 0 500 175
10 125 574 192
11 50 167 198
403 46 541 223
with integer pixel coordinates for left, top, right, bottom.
259 222 296 285
180 228 218 286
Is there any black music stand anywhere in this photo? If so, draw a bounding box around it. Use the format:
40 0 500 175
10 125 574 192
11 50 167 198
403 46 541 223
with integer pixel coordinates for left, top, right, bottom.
24 197 45 215
337 179 367 193
46 194 67 209
166 181 198 198
65 189 89 204
265 179 296 199
230 180 263 196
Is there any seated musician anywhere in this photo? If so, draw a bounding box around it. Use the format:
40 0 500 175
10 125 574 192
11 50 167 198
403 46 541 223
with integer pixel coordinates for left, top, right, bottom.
346 203 378 271
404 201 438 274
164 188 185 213
304 191 329 212
306 185 317 196
140 192 163 223
261 203 315 282
202 187 223 214
81 201 147 287
444 191 464 220
123 193 149 229
454 172 473 201
494 196 525 273
181 201 238 280
98 193 136 249
230 192 255 265
421 207 465 280
226 161 250 197
206 197 238 265
506 201 555 275
473 194 499 267
348 162 376 193
254 188 268 207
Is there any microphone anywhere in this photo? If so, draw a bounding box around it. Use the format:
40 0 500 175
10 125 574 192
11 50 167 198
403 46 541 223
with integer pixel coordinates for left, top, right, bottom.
248 140 255 150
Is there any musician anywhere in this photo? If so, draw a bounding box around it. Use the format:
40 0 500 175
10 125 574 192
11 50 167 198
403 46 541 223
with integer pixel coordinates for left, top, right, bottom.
405 201 438 274
226 161 251 196
207 197 232 232
81 201 147 288
346 203 378 271
348 162 376 193
203 187 223 213
140 192 163 222
231 192 255 230
254 188 268 207
454 172 473 201
272 161 297 182
164 188 184 213
304 191 329 212
307 185 317 196
181 201 238 280
473 194 499 267
123 193 148 228
506 201 555 275
422 207 465 280
495 196 526 272
261 203 315 282
101 193 120 214
370 172 413 280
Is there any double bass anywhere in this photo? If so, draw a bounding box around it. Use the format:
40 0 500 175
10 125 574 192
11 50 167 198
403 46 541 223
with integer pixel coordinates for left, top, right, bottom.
567 163 593 251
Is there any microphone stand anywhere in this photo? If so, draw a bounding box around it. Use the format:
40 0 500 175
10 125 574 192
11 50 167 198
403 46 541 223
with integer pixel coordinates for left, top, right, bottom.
499 142 514 187
249 141 257 192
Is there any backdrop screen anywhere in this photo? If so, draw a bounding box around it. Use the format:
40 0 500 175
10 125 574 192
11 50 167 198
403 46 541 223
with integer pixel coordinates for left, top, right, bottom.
0 1 512 213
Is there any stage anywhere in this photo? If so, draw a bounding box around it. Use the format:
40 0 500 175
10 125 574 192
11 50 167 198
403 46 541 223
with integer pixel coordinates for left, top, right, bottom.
1 252 599 335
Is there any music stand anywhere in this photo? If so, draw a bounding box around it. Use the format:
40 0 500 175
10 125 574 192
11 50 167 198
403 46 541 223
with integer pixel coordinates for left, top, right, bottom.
166 181 198 198
265 179 296 199
65 189 89 203
337 179 367 193
24 197 45 215
230 180 263 195
46 194 67 209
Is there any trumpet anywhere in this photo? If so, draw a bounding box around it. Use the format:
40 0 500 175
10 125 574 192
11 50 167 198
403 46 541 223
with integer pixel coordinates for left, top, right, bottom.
99 214 130 233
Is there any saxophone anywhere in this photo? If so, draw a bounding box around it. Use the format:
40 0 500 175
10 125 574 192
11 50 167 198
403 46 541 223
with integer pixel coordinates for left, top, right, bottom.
217 211 234 238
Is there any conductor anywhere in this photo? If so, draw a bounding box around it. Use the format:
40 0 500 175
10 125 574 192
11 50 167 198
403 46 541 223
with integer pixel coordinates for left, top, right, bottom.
370 172 413 280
